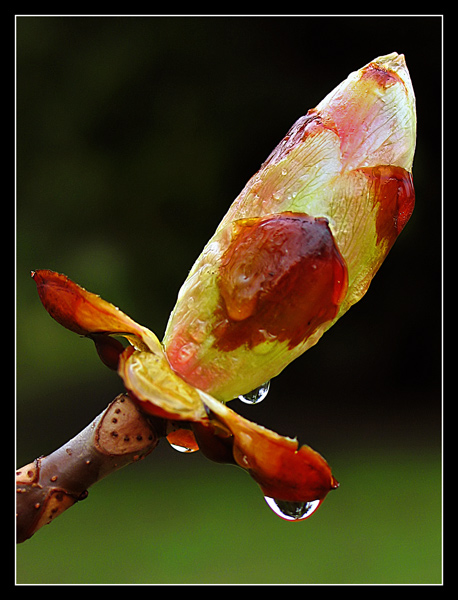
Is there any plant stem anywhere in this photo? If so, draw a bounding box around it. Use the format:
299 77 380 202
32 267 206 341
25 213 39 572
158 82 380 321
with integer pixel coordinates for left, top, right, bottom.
16 393 165 543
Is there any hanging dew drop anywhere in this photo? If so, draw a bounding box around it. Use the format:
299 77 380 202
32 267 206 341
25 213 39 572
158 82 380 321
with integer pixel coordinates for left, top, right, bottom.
167 439 199 453
264 496 322 521
166 428 199 453
238 380 270 404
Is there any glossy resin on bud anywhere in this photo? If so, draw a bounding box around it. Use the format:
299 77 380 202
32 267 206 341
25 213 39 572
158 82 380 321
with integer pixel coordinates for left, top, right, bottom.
216 213 348 351
163 52 416 401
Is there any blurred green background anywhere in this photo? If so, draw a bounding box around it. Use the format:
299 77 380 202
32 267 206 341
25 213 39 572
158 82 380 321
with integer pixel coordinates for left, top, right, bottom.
16 16 442 584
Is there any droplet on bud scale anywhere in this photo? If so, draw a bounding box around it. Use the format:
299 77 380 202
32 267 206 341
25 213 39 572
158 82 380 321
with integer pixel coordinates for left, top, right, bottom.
167 440 199 453
238 380 270 404
166 426 200 453
264 496 322 521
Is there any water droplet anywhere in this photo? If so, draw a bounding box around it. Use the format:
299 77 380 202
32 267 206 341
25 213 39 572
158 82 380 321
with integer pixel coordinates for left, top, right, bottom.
168 440 199 453
238 381 270 404
264 496 322 521
177 342 198 364
166 428 199 453
188 318 210 343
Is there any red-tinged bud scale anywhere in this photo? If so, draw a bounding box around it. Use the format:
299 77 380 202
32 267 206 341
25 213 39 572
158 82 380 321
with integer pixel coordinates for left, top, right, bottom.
206 212 347 352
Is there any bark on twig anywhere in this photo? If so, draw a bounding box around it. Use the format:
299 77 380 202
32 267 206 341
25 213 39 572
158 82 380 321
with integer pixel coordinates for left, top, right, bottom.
16 393 165 543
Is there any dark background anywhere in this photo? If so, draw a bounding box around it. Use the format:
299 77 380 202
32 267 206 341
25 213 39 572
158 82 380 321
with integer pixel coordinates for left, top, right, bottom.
16 15 442 584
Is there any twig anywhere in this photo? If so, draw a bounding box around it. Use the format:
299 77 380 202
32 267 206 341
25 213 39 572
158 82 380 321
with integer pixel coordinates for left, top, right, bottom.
16 393 165 543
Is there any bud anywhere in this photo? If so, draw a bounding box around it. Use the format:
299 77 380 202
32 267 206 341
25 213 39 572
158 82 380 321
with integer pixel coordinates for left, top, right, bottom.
31 54 416 516
163 52 416 401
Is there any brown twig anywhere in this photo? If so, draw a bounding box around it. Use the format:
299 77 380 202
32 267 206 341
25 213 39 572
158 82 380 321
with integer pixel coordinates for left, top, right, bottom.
16 393 165 543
